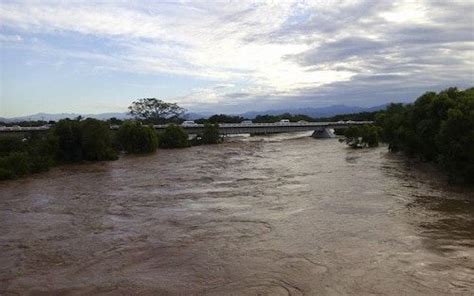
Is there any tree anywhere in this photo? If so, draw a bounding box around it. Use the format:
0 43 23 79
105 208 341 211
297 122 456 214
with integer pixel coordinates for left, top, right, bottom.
53 118 118 162
128 98 185 124
53 119 83 162
107 117 123 125
159 124 190 149
207 114 244 124
116 121 159 154
342 125 381 148
377 87 474 184
80 118 118 161
201 123 221 144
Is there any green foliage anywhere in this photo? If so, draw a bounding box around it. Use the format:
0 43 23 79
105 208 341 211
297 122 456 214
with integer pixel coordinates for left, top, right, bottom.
194 110 379 124
378 87 474 183
0 136 26 156
53 118 118 162
116 121 159 154
0 152 30 180
26 134 58 173
343 125 381 148
0 134 58 180
205 114 245 124
201 123 221 144
159 124 190 149
53 119 83 162
254 113 313 123
107 117 123 125
80 119 118 160
128 98 185 124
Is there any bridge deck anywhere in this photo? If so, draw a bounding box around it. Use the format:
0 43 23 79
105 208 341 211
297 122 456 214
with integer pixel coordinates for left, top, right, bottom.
0 121 373 135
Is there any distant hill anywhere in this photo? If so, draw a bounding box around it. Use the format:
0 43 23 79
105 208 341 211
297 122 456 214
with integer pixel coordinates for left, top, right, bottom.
1 104 388 122
0 112 131 123
238 104 388 119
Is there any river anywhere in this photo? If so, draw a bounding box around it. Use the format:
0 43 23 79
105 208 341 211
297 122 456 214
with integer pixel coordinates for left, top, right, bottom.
1 134 473 295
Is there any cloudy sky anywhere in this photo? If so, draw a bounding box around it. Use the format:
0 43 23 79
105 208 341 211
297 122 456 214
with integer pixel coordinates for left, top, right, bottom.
0 0 473 117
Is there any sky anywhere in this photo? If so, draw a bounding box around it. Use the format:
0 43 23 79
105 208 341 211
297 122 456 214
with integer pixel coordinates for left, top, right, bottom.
0 0 473 117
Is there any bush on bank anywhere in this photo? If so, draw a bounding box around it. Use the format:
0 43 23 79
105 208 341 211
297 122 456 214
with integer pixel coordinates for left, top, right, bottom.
200 123 222 144
0 118 119 180
158 124 190 149
340 87 473 183
343 125 382 148
53 118 117 161
0 134 57 180
116 121 159 154
375 87 474 183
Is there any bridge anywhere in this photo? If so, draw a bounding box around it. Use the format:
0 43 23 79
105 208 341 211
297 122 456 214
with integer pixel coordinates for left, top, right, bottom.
0 121 372 138
155 121 372 138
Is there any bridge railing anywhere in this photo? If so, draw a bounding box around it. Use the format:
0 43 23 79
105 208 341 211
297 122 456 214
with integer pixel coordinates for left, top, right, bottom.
152 121 373 129
0 121 373 133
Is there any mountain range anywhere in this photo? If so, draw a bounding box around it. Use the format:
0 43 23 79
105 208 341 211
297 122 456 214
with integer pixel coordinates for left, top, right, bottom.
1 104 388 122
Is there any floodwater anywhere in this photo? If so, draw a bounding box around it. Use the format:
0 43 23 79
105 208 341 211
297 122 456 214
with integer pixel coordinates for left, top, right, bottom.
1 134 473 295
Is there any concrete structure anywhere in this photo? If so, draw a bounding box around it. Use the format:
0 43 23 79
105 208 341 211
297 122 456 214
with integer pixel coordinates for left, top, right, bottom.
0 121 372 139
152 121 372 138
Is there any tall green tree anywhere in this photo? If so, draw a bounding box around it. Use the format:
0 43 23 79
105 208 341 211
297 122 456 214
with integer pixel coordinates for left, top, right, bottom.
116 121 159 154
128 98 185 124
159 124 190 149
377 87 474 183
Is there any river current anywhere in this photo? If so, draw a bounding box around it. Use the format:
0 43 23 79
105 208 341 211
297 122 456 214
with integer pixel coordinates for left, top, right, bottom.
1 134 473 295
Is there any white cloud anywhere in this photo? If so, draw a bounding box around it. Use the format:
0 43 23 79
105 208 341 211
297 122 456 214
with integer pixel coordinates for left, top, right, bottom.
0 33 22 42
0 0 472 111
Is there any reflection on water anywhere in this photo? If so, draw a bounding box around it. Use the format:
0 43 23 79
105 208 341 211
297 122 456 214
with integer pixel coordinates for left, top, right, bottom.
0 134 473 295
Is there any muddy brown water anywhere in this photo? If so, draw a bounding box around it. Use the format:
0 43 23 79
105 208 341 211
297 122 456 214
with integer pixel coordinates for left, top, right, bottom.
1 134 473 295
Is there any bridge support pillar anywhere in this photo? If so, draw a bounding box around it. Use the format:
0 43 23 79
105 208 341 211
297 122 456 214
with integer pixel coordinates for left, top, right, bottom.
312 127 336 139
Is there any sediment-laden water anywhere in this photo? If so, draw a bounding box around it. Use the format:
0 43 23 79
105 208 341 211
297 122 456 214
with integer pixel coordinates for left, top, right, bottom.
1 134 473 295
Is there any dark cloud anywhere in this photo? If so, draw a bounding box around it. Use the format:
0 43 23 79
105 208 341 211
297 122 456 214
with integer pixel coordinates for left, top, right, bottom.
285 37 385 66
224 92 252 99
244 1 393 44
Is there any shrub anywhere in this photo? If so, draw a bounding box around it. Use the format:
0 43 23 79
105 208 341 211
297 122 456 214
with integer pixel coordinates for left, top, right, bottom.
159 124 190 149
201 123 221 144
53 118 118 161
0 136 26 157
116 121 159 153
0 152 30 180
343 125 381 148
26 134 58 173
53 119 83 162
80 118 118 160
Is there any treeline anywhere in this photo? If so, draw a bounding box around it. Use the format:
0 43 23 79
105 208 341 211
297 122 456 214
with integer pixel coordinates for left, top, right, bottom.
254 113 313 123
196 114 246 124
194 112 378 124
0 119 221 180
343 87 473 184
376 87 473 183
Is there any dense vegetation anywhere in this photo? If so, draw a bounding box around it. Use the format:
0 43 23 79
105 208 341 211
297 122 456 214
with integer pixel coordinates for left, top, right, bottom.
200 123 222 144
196 114 245 124
342 125 382 148
0 135 57 179
158 124 190 149
0 118 118 180
54 118 118 162
375 87 474 183
116 121 159 154
254 113 313 123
